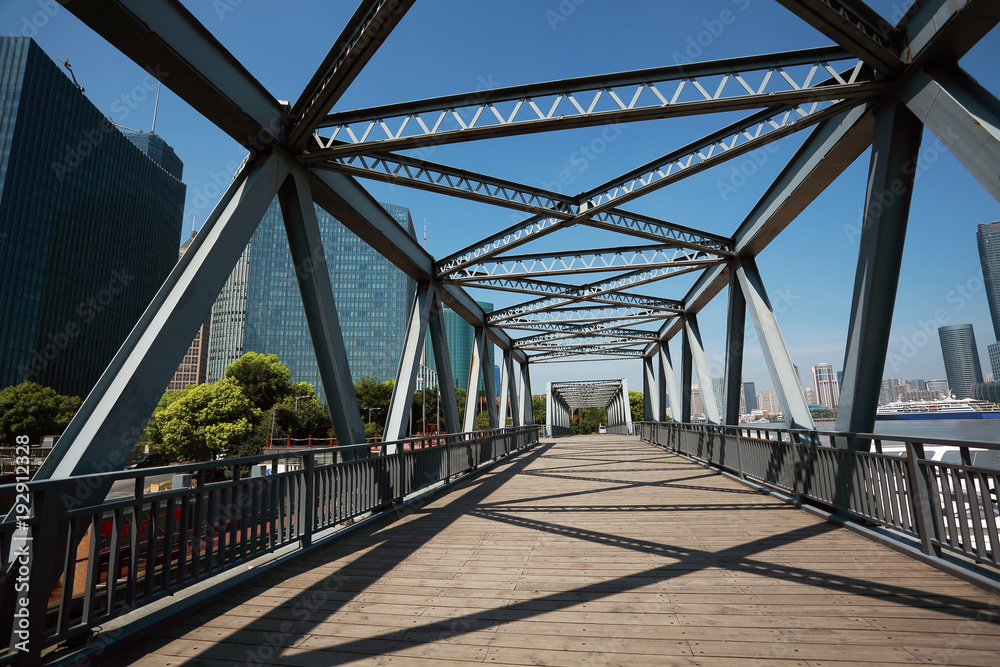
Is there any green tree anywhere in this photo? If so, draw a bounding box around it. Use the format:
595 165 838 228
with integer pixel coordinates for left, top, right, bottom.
150 379 259 462
629 390 644 423
532 395 546 425
224 352 292 411
573 407 608 434
0 382 81 445
354 375 393 432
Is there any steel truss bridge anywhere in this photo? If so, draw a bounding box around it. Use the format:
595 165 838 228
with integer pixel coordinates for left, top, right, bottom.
3 0 1000 663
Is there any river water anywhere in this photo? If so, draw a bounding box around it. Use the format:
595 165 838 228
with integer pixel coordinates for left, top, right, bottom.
872 419 1000 445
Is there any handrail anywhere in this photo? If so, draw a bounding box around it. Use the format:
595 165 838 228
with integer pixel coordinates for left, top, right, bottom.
634 421 1000 590
0 425 539 664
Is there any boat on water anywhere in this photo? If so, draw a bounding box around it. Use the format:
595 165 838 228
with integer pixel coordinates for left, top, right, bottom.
876 397 1000 420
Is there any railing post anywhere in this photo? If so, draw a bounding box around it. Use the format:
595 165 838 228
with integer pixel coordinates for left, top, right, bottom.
904 441 942 558
300 453 315 548
793 442 804 502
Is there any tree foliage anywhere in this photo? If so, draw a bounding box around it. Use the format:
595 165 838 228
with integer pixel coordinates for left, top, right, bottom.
150 379 259 462
629 390 644 423
224 352 292 411
0 382 81 446
532 396 546 425
572 407 608 435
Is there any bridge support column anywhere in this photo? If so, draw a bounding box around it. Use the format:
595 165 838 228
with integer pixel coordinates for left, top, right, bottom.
723 265 747 426
658 343 680 422
736 257 815 431
385 283 435 444
463 326 497 431
519 362 533 426
428 295 461 435
681 317 693 423
498 350 520 427
836 101 922 446
643 356 657 421
685 315 721 424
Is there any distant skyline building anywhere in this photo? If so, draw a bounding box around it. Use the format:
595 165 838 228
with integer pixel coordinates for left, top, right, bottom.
811 363 840 409
756 388 779 415
207 200 416 404
0 37 185 398
803 387 817 405
977 222 1000 340
938 324 984 399
742 382 757 413
927 379 950 395
166 232 210 392
711 376 725 416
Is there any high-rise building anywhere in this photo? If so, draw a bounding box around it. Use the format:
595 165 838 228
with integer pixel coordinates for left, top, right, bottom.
424 302 495 394
166 232 210 391
977 222 1000 341
938 324 984 399
742 382 757 413
803 387 818 405
711 376 725 415
927 379 950 396
207 199 416 403
990 344 1000 381
756 388 779 415
0 37 185 398
811 363 840 409
691 387 704 417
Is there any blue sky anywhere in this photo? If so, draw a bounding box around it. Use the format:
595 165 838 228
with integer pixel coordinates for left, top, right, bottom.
3 0 999 398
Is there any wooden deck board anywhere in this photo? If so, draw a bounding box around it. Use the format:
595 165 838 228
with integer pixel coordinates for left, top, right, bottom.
99 436 1000 666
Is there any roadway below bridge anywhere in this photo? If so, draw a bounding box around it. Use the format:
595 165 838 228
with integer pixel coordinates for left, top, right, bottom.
100 435 999 666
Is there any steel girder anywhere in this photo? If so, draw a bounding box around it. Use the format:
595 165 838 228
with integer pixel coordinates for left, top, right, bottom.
384 283 435 443
39 0 1000 496
287 0 415 147
445 244 724 282
549 380 625 410
774 0 903 75
307 48 877 157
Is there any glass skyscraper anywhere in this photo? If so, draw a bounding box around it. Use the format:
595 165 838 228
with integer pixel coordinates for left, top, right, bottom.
938 324 983 399
811 363 840 409
977 222 1000 378
0 37 185 398
207 199 416 404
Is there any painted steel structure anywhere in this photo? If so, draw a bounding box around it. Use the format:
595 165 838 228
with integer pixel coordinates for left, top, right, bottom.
20 0 1000 491
546 378 633 436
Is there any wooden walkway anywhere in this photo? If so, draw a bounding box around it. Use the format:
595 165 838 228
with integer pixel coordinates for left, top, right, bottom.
104 436 1000 666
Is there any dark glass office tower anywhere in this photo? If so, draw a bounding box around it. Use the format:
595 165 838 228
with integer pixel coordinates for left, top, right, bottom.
0 37 185 398
207 200 417 404
938 324 983 399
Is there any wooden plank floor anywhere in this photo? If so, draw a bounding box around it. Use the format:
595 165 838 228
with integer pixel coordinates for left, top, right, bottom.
103 436 1000 666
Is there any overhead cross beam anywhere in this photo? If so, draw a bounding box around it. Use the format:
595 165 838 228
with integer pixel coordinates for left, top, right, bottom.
307 48 878 157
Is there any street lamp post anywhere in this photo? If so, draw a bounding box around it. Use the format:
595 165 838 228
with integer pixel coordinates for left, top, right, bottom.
294 394 309 411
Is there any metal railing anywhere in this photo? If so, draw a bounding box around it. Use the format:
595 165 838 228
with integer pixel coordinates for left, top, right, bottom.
0 426 538 664
637 422 1000 582
607 423 634 435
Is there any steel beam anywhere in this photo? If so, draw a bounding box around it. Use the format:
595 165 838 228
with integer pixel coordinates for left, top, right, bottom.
735 257 815 431
35 152 288 482
680 317 693 423
685 315 721 425
463 327 487 432
384 283 434 442
310 48 873 156
428 296 461 434
519 362 533 426
774 0 903 75
723 265 747 426
287 0 415 146
278 168 366 446
658 343 681 422
64 0 283 149
836 101 923 445
643 357 657 421
904 67 1000 205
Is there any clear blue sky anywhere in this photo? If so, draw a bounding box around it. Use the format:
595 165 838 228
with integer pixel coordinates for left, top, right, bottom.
3 0 998 397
